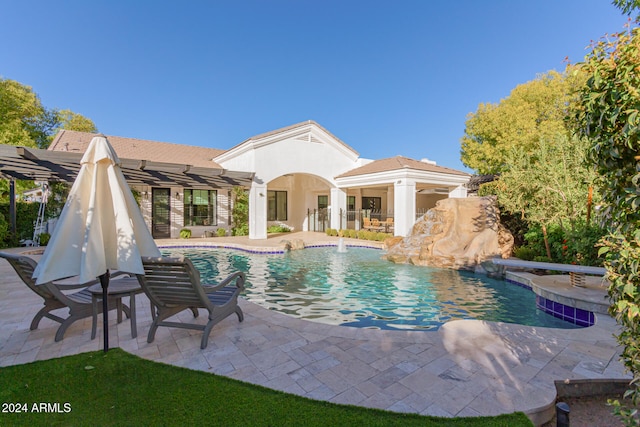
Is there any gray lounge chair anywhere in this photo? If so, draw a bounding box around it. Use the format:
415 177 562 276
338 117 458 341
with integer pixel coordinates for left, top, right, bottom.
0 252 131 341
137 256 245 349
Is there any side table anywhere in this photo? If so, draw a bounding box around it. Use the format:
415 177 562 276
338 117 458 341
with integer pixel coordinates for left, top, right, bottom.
88 278 142 339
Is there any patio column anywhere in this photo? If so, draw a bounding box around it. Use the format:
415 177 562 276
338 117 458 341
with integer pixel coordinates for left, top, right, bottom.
249 181 267 240
393 178 416 237
330 187 347 230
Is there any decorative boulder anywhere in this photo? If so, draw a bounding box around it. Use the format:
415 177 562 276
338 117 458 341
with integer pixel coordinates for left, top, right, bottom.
281 238 305 251
385 196 513 271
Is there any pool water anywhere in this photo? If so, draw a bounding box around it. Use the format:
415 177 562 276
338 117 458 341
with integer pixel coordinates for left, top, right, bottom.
163 246 581 331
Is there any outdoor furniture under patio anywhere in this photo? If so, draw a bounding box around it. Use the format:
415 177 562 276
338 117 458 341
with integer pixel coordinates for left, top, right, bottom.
88 279 142 340
136 256 245 349
0 252 133 342
363 217 383 231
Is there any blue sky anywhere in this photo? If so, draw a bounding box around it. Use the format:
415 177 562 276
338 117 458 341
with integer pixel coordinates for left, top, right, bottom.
1 1 629 172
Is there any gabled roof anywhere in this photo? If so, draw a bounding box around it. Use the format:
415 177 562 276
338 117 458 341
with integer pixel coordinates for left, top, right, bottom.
335 155 470 179
218 120 359 159
50 130 225 168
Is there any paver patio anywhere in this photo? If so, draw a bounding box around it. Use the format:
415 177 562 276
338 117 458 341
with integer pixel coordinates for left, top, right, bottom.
0 232 630 425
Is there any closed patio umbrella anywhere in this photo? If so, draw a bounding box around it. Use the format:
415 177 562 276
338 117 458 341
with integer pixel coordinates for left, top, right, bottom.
33 135 161 351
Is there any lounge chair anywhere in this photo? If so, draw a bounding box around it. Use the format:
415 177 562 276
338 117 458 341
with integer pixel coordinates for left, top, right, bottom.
370 218 384 231
137 256 245 349
0 252 132 341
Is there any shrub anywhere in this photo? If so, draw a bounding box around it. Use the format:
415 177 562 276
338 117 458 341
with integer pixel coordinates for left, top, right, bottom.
232 224 249 236
513 246 536 261
375 232 391 241
231 187 249 236
216 228 226 237
0 212 10 248
38 232 50 246
267 225 291 233
0 202 40 244
347 229 357 239
522 221 605 266
179 228 192 239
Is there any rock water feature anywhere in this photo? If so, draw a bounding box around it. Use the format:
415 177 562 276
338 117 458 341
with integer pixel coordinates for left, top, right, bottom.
385 196 513 273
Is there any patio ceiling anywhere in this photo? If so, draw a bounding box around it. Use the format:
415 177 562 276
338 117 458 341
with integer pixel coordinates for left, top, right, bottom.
0 145 254 189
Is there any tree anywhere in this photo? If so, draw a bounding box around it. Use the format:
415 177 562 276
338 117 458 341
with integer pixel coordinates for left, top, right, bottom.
460 68 586 175
0 78 97 244
0 78 55 148
575 20 640 425
0 78 98 149
485 134 599 260
613 0 640 17
57 109 98 133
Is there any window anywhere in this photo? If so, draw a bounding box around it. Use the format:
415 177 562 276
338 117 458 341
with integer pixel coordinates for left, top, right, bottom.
318 195 328 209
184 189 217 226
268 190 287 221
347 195 356 221
362 196 381 210
362 196 382 219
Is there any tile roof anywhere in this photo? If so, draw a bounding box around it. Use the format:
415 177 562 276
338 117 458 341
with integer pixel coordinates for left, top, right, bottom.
49 130 225 168
335 156 470 178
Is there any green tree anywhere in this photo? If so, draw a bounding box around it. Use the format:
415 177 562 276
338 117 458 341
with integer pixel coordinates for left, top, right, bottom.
57 109 98 133
0 78 56 148
0 78 97 149
613 0 640 17
461 68 586 175
576 20 640 425
483 134 599 261
0 78 97 245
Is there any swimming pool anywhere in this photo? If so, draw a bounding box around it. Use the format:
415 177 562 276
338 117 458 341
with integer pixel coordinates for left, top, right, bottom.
162 246 581 331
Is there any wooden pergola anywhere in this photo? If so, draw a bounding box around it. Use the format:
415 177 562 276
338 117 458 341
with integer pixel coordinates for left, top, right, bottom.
0 145 255 233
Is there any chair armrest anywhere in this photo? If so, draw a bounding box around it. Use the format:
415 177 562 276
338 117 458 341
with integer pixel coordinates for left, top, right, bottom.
202 271 246 293
50 270 132 290
51 278 99 290
110 270 134 279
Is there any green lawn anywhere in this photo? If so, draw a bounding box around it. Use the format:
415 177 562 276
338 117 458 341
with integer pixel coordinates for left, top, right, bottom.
0 349 533 426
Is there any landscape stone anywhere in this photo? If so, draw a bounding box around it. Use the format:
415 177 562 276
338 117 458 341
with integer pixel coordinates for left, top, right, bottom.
384 196 513 270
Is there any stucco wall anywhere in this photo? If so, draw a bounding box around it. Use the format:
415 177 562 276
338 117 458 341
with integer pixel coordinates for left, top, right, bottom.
417 194 447 212
218 128 360 187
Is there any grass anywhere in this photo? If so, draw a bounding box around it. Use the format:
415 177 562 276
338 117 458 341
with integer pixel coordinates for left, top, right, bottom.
0 349 533 426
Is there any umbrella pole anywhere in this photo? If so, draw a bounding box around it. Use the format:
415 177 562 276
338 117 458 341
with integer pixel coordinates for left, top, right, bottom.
99 270 110 353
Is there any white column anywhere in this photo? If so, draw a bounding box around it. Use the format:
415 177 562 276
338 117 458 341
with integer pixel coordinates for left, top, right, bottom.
352 188 362 230
249 181 267 240
386 185 394 216
394 179 416 237
330 187 347 230
449 184 467 198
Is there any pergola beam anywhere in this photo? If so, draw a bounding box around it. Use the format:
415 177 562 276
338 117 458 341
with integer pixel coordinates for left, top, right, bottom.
0 145 254 189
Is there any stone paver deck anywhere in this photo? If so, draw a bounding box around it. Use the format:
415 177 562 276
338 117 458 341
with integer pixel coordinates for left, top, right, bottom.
0 232 630 426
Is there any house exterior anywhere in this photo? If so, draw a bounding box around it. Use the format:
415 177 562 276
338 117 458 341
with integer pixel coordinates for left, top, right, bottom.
49 121 470 239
